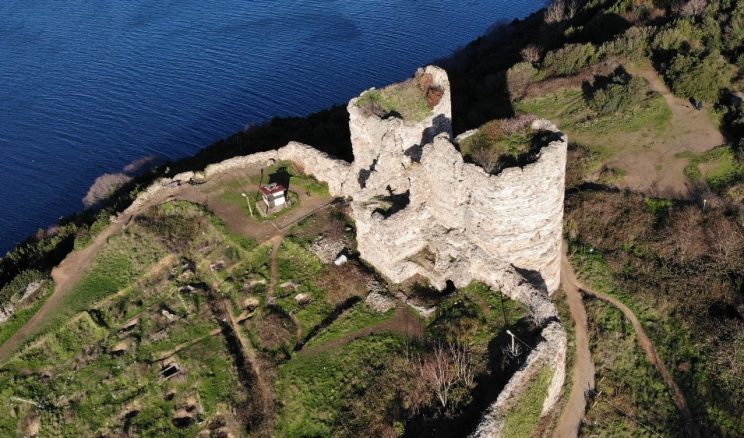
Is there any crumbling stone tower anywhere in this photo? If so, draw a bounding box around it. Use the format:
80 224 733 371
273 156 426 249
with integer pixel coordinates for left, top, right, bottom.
343 66 567 294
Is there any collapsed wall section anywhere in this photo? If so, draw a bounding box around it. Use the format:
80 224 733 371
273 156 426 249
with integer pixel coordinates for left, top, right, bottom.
345 66 452 200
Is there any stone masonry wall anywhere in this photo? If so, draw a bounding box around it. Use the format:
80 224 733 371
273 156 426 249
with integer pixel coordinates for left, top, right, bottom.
121 65 568 435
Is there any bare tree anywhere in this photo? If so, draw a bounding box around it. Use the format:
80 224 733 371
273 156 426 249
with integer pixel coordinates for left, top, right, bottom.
708 214 744 265
418 343 476 408
673 0 707 16
420 345 457 408
450 344 476 388
545 0 566 24
520 45 543 64
83 173 132 207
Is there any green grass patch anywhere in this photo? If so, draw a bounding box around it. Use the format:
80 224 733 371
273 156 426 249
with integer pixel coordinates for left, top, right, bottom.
8 313 108 370
275 334 406 436
74 211 112 250
501 365 552 438
679 146 744 190
0 282 53 347
245 161 331 197
516 88 671 135
304 302 396 348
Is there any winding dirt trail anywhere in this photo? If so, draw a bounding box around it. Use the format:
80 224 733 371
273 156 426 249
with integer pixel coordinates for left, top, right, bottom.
563 246 700 438
553 243 595 438
0 212 132 363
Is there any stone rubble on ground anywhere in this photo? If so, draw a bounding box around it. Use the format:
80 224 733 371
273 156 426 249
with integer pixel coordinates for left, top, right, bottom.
365 291 397 313
308 235 347 264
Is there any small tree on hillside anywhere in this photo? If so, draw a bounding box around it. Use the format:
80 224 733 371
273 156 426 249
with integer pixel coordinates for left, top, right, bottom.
520 45 543 64
672 0 708 17
544 0 566 24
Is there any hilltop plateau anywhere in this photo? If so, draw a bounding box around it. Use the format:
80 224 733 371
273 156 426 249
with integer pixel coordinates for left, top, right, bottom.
3 0 744 436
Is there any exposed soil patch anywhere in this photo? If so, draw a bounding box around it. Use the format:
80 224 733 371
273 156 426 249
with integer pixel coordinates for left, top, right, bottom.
604 64 724 196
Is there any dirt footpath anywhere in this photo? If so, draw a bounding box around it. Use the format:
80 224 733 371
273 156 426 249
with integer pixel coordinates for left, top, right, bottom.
564 243 700 438
553 243 595 438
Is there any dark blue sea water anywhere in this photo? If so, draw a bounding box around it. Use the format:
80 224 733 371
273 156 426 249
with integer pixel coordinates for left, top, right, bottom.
0 0 545 255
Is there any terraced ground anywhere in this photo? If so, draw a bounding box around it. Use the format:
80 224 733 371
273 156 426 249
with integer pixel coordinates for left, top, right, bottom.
0 169 535 437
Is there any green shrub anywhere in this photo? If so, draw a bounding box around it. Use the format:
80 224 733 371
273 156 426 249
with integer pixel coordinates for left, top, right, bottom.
644 197 674 216
724 4 744 51
652 27 687 51
598 26 651 61
542 43 597 77
665 52 735 102
506 62 540 99
73 211 112 250
588 75 652 115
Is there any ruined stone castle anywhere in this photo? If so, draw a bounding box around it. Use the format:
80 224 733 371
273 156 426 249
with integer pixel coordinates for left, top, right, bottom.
128 65 568 436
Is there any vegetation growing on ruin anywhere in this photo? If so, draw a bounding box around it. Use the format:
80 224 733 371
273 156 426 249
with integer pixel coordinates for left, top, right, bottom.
458 116 540 173
356 77 433 122
500 365 553 438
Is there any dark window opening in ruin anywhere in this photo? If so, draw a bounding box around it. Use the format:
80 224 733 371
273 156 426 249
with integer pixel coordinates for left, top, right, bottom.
372 190 410 218
357 156 379 189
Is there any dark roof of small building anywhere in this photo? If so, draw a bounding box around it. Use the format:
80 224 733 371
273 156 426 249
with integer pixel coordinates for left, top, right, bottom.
259 183 286 196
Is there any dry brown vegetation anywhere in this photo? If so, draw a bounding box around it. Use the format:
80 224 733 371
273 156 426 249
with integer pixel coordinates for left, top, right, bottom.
566 189 744 434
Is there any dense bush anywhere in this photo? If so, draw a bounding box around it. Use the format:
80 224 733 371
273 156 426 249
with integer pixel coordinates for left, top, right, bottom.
598 26 651 61
506 62 540 99
723 4 744 51
664 51 735 102
542 43 597 76
587 75 652 115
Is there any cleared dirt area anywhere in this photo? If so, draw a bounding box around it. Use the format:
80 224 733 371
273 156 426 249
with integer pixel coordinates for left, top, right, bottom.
604 63 724 196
